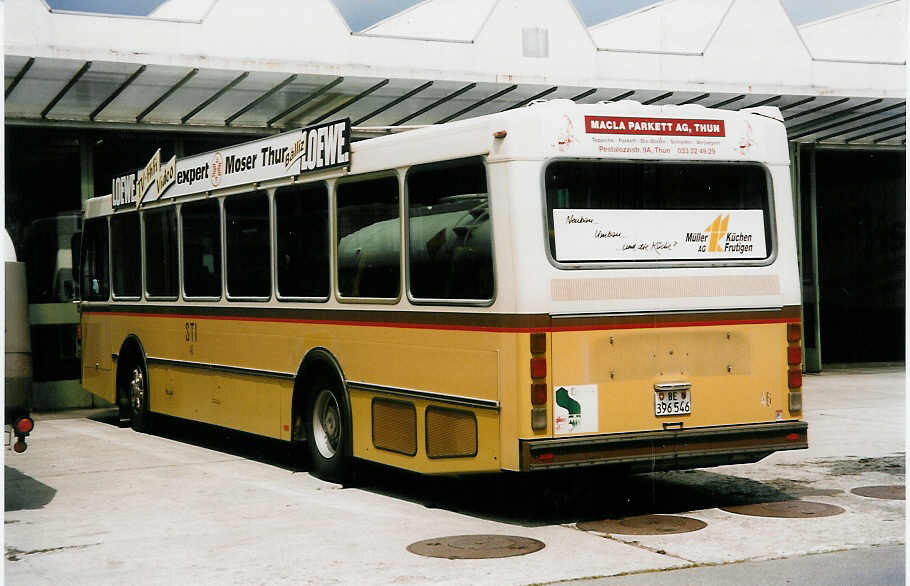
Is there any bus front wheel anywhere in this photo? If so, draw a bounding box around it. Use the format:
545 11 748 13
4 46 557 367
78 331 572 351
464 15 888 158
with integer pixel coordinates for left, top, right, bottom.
305 386 349 483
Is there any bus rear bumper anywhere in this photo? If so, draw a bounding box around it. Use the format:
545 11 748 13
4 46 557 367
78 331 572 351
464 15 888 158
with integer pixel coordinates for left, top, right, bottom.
519 421 808 472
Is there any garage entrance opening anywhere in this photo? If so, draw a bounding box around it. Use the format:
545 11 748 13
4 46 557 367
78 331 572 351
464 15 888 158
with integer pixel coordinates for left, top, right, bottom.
815 150 905 364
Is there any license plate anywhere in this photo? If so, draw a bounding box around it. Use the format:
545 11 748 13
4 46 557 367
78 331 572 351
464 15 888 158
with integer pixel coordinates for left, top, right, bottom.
655 389 691 416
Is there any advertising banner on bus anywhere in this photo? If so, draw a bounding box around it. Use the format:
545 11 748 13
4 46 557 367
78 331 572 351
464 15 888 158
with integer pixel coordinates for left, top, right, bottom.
112 118 350 208
584 116 726 137
546 107 777 162
552 208 767 261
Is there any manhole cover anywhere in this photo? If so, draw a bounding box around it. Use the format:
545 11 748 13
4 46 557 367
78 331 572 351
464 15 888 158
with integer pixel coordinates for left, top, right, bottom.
406 535 545 559
722 500 845 518
577 515 706 535
851 485 905 500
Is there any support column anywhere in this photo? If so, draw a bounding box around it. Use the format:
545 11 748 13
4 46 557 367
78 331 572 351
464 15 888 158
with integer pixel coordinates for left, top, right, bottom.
79 133 94 203
789 142 801 241
789 142 808 373
804 144 823 372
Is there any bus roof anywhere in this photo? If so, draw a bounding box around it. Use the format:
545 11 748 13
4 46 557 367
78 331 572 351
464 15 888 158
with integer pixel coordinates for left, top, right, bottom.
86 100 789 217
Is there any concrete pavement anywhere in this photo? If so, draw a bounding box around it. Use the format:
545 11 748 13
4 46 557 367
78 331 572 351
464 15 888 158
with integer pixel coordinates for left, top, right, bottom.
575 544 906 585
4 366 905 585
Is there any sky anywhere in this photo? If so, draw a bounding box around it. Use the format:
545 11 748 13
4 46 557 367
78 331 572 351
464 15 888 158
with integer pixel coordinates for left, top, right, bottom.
45 0 884 29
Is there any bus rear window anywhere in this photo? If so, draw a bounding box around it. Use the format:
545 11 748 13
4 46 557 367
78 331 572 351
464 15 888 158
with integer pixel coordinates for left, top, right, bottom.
545 161 773 264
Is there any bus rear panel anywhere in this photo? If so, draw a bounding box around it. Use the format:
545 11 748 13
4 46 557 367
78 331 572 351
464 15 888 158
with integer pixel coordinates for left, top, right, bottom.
503 102 805 472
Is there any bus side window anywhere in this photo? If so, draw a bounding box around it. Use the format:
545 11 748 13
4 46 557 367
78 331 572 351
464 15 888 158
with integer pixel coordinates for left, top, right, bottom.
275 183 329 299
406 158 493 301
336 176 400 299
225 191 270 299
181 199 222 299
80 218 109 301
144 208 179 299
110 212 141 298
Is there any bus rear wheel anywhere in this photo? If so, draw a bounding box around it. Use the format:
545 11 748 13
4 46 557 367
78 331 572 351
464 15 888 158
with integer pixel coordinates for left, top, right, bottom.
305 386 349 483
126 361 150 432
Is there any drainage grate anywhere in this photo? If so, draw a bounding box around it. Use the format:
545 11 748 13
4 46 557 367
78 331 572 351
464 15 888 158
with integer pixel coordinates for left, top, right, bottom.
851 485 905 500
407 535 545 559
722 500 845 518
577 514 706 535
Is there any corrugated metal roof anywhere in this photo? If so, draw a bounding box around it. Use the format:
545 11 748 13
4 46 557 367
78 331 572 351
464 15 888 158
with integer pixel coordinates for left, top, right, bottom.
798 0 905 64
148 0 215 21
589 0 733 54
360 0 497 42
5 0 905 145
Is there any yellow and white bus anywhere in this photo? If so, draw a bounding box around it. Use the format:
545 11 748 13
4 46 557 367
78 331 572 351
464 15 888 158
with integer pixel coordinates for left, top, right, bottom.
79 100 806 481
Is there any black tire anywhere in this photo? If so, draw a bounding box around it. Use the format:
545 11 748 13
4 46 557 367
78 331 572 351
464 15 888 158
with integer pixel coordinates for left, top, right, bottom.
117 396 131 427
304 384 350 483
125 359 151 432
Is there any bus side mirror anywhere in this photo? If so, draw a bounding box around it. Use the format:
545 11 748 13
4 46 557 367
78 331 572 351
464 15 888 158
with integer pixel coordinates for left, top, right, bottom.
70 232 81 299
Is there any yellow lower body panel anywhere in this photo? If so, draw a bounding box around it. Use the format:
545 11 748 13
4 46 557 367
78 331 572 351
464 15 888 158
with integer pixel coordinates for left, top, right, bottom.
550 321 799 436
81 309 517 474
147 364 292 439
349 388 501 475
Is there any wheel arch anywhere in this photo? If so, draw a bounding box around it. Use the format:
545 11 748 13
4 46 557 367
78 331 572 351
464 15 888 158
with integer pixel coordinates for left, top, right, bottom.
115 334 148 409
291 347 350 444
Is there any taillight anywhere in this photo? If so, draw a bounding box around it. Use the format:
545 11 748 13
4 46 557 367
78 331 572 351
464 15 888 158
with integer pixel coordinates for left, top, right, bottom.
530 333 548 431
14 416 34 435
786 321 802 413
531 383 547 405
788 366 802 389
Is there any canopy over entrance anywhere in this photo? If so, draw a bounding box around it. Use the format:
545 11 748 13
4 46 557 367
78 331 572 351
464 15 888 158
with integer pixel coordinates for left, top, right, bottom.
5 0 905 144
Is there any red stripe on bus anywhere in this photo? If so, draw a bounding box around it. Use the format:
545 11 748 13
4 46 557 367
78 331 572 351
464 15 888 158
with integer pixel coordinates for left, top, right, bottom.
550 317 800 332
81 310 798 333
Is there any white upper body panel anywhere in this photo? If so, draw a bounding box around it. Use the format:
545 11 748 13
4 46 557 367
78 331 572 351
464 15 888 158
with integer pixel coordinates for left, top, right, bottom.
85 100 799 316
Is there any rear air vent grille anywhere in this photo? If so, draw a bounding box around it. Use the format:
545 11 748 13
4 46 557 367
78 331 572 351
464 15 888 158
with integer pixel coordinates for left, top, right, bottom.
426 406 477 458
372 398 417 456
